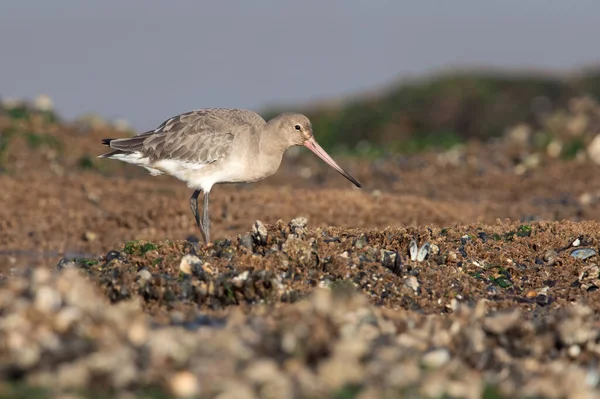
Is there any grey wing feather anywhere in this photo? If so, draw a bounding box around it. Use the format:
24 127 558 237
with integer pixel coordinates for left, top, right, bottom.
106 108 264 165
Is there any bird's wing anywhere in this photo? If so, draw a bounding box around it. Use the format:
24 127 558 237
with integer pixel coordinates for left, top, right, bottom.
108 109 265 165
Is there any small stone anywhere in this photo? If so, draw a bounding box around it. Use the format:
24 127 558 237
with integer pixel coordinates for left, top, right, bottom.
543 250 558 263
35 286 62 313
136 268 152 285
82 231 97 242
380 250 400 274
571 248 597 261
483 309 521 334
179 255 201 275
403 276 419 293
446 298 459 312
318 279 333 289
56 258 76 271
354 236 368 249
568 345 581 358
252 220 268 245
587 134 600 165
290 217 307 229
169 371 200 398
421 348 450 369
105 250 122 262
290 217 308 236
238 234 254 251
547 140 562 158
244 359 280 384
579 192 594 206
232 271 250 288
525 290 538 298
128 322 148 346
447 251 458 263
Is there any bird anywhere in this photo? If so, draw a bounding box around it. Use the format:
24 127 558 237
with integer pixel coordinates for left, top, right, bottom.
99 108 362 244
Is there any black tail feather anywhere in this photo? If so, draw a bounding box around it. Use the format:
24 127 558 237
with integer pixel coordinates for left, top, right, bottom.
98 149 129 159
102 138 115 146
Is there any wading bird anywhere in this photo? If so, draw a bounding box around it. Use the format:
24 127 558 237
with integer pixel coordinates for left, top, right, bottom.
100 108 362 244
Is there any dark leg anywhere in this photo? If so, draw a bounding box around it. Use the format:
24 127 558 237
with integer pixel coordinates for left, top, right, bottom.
201 192 211 244
189 189 203 233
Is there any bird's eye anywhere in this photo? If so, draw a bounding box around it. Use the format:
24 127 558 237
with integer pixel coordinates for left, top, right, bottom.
294 124 301 130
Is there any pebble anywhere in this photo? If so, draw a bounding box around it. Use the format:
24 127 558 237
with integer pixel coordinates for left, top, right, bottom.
290 217 307 229
525 290 538 298
446 251 458 263
483 310 521 334
179 255 202 275
571 248 597 261
403 276 419 293
587 134 600 165
34 286 62 313
568 345 581 358
136 268 153 285
421 348 450 369
380 250 399 274
252 220 268 245
82 231 97 242
290 217 308 236
354 236 368 249
544 250 559 264
169 371 201 398
56 258 77 271
105 250 122 262
238 234 254 251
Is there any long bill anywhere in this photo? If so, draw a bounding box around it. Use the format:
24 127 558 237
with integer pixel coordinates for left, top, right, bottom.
304 137 363 188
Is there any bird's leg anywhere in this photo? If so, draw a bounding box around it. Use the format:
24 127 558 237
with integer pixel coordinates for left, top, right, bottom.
189 189 203 234
201 192 211 244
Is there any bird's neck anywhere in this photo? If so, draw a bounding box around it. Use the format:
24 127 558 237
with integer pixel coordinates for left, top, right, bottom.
259 121 290 157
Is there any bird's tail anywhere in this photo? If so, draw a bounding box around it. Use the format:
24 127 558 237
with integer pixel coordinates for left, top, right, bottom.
98 134 150 158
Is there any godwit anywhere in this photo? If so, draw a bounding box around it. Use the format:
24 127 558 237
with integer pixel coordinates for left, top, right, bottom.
99 108 362 244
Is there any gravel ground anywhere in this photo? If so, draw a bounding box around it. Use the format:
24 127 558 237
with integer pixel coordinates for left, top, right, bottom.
2 99 600 397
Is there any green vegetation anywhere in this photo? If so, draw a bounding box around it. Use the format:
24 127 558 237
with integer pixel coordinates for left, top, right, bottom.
77 155 95 169
123 241 158 256
0 129 14 168
491 276 513 288
24 131 61 150
2 68 600 163
77 154 106 172
516 225 532 237
152 257 164 266
76 258 99 267
263 68 600 155
561 138 586 160
334 384 363 399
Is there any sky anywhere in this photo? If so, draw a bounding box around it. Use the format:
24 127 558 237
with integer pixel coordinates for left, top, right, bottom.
1 0 599 131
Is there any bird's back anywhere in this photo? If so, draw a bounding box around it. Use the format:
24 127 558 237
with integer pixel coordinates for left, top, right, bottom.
100 108 266 162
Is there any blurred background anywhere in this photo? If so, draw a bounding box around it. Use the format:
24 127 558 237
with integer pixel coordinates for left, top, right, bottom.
3 0 600 261
1 0 600 153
